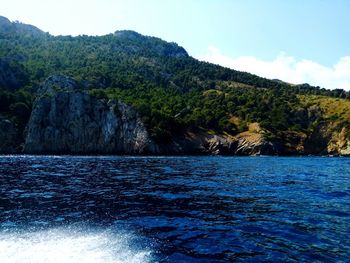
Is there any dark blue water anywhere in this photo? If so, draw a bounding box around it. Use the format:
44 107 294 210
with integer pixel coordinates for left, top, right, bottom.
0 156 349 262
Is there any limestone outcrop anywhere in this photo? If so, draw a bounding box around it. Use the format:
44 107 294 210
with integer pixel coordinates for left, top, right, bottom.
24 76 153 154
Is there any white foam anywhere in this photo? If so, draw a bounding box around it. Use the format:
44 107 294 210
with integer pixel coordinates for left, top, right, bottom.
0 228 153 263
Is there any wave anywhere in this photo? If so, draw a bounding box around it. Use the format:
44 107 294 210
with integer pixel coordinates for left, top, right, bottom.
0 227 153 263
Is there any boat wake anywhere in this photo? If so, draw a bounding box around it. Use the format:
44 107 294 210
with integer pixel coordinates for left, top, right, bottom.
0 227 153 263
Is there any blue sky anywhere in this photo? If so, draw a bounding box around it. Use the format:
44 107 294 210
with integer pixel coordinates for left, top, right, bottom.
2 0 350 90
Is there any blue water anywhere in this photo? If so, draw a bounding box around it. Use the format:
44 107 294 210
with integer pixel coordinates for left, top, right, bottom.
0 156 349 262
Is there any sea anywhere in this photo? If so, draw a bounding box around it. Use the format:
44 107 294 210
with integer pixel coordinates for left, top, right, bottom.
0 156 349 262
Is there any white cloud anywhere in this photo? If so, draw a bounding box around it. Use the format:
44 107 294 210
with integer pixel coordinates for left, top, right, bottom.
199 46 350 91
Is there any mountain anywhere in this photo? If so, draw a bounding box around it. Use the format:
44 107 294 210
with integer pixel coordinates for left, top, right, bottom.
0 16 44 37
1 16 350 155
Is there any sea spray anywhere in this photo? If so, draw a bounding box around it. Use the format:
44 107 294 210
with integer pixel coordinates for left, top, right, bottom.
0 227 153 263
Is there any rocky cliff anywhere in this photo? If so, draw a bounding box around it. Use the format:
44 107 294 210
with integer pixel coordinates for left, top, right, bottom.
2 75 350 156
24 76 153 154
153 123 279 156
21 76 279 155
327 127 350 155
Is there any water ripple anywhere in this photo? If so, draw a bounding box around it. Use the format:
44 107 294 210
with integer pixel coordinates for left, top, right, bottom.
0 156 349 262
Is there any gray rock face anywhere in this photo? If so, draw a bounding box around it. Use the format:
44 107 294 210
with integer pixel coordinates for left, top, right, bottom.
203 135 279 156
0 16 44 36
21 75 349 156
155 130 279 156
114 30 189 58
0 116 19 153
24 76 153 154
37 75 79 94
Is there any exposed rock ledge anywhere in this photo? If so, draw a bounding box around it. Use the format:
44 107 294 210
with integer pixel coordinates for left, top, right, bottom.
157 123 279 156
24 76 153 154
3 75 349 156
22 76 278 155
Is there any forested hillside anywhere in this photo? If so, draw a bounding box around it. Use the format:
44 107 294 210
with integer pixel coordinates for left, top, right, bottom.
1 16 350 155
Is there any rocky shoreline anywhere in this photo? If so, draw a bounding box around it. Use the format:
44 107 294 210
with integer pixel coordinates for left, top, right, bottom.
1 76 350 156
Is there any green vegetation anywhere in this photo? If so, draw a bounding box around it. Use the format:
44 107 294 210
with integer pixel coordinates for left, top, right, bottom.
1 19 349 142
89 85 311 142
299 95 350 134
0 88 33 132
299 95 350 119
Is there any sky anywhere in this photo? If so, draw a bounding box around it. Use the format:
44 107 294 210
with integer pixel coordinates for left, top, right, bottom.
1 0 350 90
